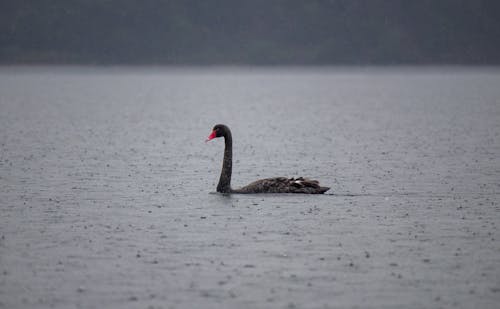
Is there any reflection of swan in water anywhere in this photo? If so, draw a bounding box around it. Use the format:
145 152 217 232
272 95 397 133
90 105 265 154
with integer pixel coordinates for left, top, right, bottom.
206 124 330 194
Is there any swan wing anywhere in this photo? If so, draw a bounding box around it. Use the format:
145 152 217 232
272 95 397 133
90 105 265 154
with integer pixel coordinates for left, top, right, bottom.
235 177 329 194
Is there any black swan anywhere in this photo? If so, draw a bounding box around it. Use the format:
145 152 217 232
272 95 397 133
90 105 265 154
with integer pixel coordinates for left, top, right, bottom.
206 124 330 194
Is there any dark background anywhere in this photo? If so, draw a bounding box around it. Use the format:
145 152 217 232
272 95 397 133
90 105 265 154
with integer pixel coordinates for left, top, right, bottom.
1 0 499 65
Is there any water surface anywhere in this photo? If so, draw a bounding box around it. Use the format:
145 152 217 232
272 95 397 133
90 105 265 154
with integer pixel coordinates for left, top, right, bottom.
0 66 499 308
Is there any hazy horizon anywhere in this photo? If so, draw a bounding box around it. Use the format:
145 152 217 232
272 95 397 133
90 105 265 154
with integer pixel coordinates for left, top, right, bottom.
1 0 500 65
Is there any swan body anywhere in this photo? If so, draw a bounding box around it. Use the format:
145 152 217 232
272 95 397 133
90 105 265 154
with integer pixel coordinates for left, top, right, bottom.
232 177 330 194
206 124 330 194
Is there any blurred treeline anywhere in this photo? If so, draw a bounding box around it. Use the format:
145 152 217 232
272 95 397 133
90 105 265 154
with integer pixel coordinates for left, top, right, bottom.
1 0 499 65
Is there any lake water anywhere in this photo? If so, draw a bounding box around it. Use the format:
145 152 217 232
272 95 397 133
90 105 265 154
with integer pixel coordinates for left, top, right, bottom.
0 66 499 308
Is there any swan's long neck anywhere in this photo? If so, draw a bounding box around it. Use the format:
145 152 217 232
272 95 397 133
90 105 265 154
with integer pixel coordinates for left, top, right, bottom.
217 129 232 193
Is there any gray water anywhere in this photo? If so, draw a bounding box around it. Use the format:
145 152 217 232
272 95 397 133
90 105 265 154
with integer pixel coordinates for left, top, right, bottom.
0 67 499 309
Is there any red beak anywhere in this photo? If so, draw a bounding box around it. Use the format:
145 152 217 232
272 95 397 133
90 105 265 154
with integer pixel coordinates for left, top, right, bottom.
205 130 216 142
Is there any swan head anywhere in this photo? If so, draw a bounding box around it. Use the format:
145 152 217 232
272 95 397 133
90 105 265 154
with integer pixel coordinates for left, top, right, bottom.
206 124 228 142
